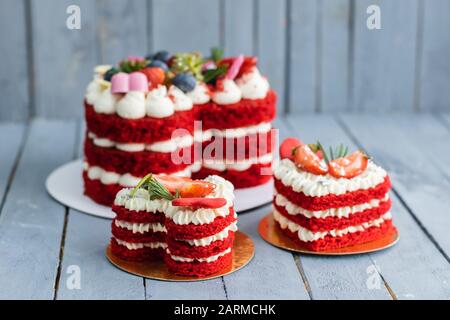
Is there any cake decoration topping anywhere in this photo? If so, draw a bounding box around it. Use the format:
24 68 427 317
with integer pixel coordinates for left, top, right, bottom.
119 57 147 73
172 73 197 93
111 72 130 93
280 138 370 178
130 174 215 201
140 67 165 89
172 197 227 209
328 150 369 179
293 144 328 175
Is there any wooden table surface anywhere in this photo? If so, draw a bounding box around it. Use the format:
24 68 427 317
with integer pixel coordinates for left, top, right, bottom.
1 114 450 300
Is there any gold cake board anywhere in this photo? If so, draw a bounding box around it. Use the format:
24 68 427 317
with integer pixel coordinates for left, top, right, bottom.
106 231 254 281
258 213 399 255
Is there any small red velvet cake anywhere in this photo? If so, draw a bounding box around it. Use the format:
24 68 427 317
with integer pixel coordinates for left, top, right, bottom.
83 50 276 206
110 174 237 277
272 138 396 251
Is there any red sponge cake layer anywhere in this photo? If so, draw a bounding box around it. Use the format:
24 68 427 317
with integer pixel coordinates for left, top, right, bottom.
112 205 165 224
111 221 166 243
193 163 272 188
274 176 391 211
110 238 165 262
85 102 196 143
279 219 395 252
167 232 234 259
164 249 233 277
85 138 193 176
199 90 276 130
202 132 273 160
165 208 236 240
274 198 392 232
83 172 122 206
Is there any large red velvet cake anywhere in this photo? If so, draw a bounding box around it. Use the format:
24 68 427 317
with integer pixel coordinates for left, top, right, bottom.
83 50 276 206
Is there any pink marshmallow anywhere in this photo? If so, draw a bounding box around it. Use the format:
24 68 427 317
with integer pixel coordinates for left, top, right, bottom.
226 55 244 80
129 72 149 92
111 72 130 93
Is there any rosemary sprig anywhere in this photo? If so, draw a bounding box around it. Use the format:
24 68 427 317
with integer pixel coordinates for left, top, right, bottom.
316 141 330 164
315 141 350 164
129 174 176 201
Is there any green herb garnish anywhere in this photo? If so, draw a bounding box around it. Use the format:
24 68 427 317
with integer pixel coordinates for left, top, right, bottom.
119 59 148 73
170 52 204 81
203 64 228 84
129 174 176 201
314 141 349 164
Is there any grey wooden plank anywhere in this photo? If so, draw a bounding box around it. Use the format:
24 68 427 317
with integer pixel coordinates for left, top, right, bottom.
0 119 77 299
321 0 350 112
337 114 450 298
151 0 220 54
223 0 254 55
57 120 145 299
223 205 310 299
257 0 287 113
286 115 391 299
0 123 26 207
352 0 419 111
0 0 29 121
97 0 149 63
57 211 146 299
31 0 97 119
420 0 450 111
288 0 317 113
146 278 226 300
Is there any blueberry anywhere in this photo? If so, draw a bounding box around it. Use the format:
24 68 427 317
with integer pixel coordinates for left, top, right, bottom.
153 50 171 62
104 67 119 82
147 60 169 72
172 73 196 93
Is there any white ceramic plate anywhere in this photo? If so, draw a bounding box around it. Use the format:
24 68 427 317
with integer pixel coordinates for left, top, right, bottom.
46 160 273 219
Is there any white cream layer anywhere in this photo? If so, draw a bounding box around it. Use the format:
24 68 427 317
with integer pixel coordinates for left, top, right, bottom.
167 247 232 263
84 161 194 187
184 222 237 247
273 158 387 197
114 220 167 234
274 192 390 219
114 175 235 226
87 131 194 153
198 122 272 141
114 237 168 250
202 153 273 172
273 208 392 242
85 67 270 119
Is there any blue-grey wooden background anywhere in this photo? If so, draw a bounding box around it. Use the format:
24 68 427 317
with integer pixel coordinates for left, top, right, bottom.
1 0 450 122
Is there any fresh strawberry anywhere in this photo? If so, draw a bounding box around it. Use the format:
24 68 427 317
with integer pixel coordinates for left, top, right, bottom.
328 151 369 179
279 137 303 160
172 197 227 209
155 176 215 198
155 175 191 193
139 67 165 89
293 144 328 175
179 180 215 198
316 150 324 160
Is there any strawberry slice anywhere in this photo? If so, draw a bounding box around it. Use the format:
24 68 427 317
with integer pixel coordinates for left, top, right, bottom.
328 151 369 179
237 56 258 77
279 137 303 160
155 175 191 193
179 180 215 198
294 144 328 175
172 197 227 209
155 175 215 198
